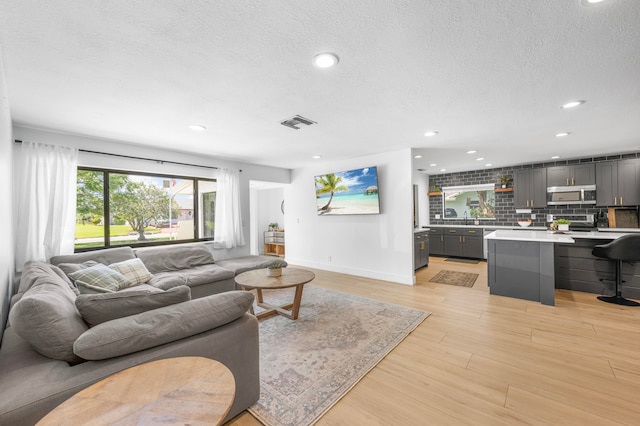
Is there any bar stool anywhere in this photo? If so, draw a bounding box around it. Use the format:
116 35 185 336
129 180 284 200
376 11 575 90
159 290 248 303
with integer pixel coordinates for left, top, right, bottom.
592 234 640 306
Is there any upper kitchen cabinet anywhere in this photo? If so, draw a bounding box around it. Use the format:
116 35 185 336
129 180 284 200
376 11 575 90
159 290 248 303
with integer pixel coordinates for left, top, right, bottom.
547 164 595 187
514 168 547 208
596 159 640 206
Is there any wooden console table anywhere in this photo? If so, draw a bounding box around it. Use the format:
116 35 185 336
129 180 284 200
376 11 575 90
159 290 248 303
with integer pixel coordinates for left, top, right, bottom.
37 357 235 426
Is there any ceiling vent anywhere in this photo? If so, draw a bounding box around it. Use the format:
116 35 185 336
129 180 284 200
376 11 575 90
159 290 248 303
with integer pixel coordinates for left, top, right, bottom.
280 115 317 130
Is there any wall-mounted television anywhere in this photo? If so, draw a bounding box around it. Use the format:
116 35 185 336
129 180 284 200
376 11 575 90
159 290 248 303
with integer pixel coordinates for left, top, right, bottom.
315 166 380 215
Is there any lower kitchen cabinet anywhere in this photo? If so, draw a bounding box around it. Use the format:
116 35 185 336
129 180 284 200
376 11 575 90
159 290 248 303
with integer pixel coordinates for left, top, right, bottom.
429 228 444 255
462 229 483 258
430 227 484 259
414 231 429 270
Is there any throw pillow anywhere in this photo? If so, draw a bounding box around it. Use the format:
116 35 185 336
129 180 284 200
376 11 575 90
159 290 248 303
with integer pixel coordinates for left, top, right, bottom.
109 258 153 286
74 291 254 360
68 263 132 294
75 285 191 327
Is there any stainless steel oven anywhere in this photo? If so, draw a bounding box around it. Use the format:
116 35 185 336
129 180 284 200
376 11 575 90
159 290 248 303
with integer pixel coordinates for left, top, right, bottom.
546 184 596 205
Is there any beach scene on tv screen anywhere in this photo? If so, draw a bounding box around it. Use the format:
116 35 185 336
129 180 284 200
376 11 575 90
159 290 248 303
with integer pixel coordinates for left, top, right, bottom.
315 166 380 215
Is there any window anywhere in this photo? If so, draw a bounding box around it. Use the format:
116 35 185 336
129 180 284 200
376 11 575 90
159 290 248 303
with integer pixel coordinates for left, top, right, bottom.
442 184 496 220
75 168 216 250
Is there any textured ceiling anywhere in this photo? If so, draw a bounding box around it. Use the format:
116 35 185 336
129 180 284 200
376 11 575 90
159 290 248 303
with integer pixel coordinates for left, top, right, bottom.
0 0 639 173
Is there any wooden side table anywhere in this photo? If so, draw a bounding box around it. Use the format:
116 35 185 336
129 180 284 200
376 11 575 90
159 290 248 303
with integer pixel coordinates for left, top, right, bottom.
37 357 235 426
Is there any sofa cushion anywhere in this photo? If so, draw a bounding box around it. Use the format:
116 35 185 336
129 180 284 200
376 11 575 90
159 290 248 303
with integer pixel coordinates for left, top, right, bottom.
146 273 188 290
8 268 88 363
134 243 214 274
57 260 99 276
148 264 235 290
215 255 288 275
109 258 153 286
68 264 133 294
73 291 254 360
17 261 79 296
50 246 136 266
75 285 191 326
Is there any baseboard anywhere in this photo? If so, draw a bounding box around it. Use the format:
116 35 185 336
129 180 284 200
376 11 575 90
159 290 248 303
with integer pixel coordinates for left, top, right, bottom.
284 258 414 286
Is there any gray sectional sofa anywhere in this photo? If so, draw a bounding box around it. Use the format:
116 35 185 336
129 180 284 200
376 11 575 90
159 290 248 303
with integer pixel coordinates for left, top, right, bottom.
0 243 285 425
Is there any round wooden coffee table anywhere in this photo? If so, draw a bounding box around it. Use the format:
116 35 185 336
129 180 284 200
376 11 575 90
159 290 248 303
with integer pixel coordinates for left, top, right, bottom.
36 357 235 426
235 268 315 320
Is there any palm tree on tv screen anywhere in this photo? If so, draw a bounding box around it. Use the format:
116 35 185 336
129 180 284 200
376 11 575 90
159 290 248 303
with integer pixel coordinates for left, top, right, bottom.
316 173 349 211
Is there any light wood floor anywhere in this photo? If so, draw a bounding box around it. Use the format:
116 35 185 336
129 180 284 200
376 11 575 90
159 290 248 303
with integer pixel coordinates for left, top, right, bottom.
228 257 640 425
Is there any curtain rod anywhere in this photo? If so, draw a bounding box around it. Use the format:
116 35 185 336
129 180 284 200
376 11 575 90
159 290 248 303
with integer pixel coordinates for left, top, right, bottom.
13 139 242 172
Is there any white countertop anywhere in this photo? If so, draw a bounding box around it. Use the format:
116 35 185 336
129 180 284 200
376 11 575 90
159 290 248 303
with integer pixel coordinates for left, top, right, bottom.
484 229 631 243
484 230 575 243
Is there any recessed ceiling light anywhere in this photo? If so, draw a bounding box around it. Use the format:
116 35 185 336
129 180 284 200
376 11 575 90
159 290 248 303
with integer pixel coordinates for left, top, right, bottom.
466 150 477 154
476 157 485 161
414 155 423 159
313 53 339 68
430 163 437 167
424 131 438 137
440 168 446 172
581 0 606 6
485 163 492 167
551 155 561 159
561 100 585 109
188 125 206 131
555 132 571 137
312 155 322 159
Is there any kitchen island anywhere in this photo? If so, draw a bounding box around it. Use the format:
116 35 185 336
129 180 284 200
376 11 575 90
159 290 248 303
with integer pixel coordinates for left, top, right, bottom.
484 230 631 305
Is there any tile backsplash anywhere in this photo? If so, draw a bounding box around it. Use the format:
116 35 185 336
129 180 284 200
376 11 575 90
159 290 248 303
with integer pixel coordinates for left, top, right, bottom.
428 153 640 227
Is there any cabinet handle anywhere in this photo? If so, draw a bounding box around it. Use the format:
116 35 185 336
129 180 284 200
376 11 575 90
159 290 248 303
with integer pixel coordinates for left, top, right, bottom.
566 178 569 185
441 236 444 242
572 178 575 185
468 230 476 234
449 230 457 233
463 236 466 243
421 242 425 250
621 197 623 205
526 200 529 207
614 197 617 205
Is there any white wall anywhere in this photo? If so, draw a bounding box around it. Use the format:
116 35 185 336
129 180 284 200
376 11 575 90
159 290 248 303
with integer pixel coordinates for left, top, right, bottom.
284 149 415 285
256 188 284 254
12 125 291 261
0 47 15 334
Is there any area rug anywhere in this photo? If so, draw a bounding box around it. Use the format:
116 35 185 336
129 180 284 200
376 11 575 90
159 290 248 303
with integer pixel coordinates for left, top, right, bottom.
429 269 479 287
445 258 481 265
248 285 429 426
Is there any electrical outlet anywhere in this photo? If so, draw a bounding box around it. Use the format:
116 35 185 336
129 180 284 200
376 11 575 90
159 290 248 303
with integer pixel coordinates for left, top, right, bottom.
531 214 536 220
435 214 441 219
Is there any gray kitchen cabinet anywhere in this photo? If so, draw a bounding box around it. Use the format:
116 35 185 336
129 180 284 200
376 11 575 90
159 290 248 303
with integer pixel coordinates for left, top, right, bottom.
414 231 429 270
428 228 444 255
514 168 547 208
462 228 483 258
444 232 463 257
596 159 640 206
547 164 595 187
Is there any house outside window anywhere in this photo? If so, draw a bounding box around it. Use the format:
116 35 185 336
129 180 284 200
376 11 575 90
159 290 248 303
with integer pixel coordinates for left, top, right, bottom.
75 168 216 251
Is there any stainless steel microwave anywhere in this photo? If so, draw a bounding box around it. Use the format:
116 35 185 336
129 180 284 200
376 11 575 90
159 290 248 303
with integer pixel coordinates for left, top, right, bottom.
546 184 597 205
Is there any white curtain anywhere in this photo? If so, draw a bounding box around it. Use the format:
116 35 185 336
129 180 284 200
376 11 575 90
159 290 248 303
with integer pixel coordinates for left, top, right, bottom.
214 168 245 248
15 142 78 270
